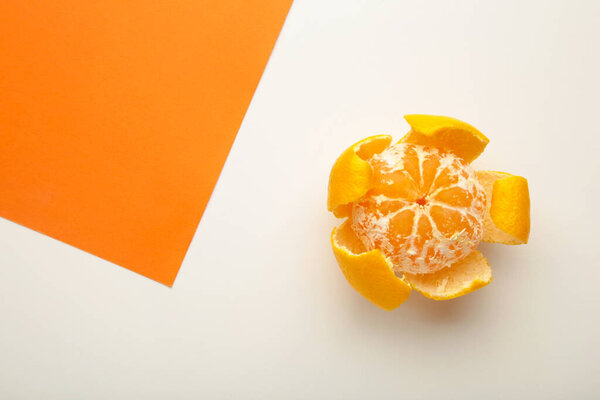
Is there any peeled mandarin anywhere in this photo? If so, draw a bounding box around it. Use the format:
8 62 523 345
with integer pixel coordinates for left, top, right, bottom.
350 143 486 275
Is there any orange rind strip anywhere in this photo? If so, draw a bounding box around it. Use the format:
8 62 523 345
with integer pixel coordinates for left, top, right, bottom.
477 171 530 244
404 250 492 300
331 220 412 310
401 115 489 163
327 135 392 217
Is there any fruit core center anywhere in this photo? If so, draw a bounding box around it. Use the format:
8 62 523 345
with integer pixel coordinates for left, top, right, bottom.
415 197 427 206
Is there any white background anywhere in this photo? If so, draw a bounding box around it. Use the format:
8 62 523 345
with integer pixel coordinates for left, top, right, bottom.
1 1 599 398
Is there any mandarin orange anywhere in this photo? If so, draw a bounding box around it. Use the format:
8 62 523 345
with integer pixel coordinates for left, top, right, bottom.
350 143 486 274
328 115 530 310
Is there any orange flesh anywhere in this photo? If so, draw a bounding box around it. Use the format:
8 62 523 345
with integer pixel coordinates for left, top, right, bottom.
350 143 486 274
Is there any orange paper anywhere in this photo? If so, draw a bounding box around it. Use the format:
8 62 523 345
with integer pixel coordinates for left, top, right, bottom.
0 1 292 285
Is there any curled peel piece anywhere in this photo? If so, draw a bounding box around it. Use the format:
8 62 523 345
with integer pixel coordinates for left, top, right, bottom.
401 115 489 163
404 250 492 300
327 135 392 217
477 171 530 244
331 220 411 311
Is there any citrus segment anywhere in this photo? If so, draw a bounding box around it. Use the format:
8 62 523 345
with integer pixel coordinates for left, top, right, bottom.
331 220 411 311
327 135 392 217
351 143 486 274
476 171 530 244
404 250 492 300
401 115 489 163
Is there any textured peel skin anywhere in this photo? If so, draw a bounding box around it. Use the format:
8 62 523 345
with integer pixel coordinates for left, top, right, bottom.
404 250 492 300
331 220 411 311
327 135 392 217
476 171 530 244
401 114 489 163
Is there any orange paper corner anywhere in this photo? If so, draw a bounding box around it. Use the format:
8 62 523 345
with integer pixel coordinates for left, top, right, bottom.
0 0 293 285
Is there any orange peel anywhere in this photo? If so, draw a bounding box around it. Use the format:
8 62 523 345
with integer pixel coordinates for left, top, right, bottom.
404 250 492 300
327 115 529 310
327 135 392 217
476 171 530 244
331 220 411 311
401 114 489 163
